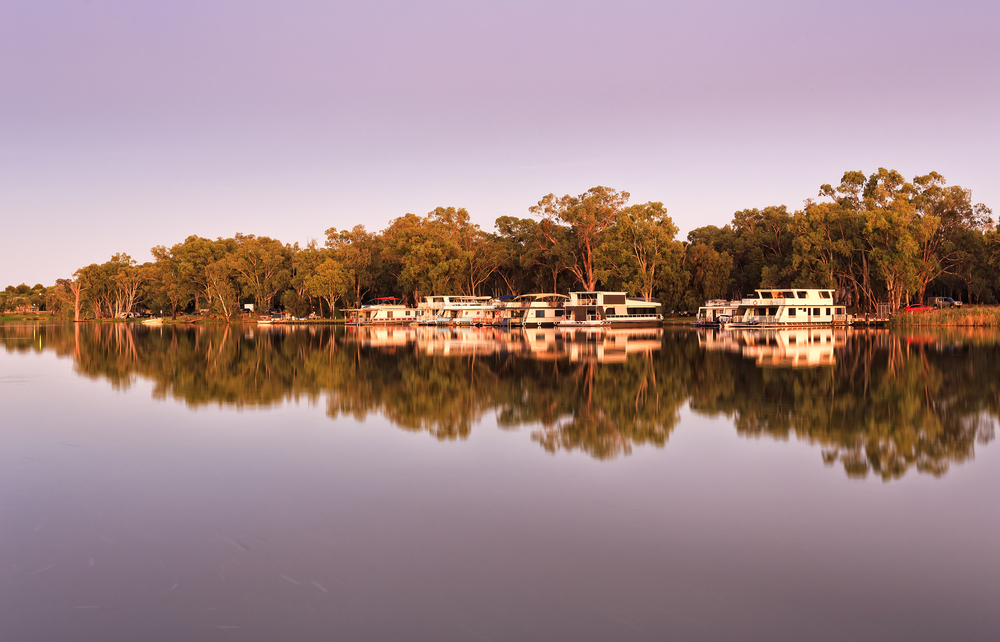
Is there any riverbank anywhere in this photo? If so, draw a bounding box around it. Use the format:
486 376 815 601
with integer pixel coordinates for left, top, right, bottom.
891 306 1000 327
0 312 55 324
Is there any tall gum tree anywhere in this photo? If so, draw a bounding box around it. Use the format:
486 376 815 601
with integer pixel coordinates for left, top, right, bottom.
325 225 381 308
531 186 629 291
909 172 993 302
595 201 681 302
227 234 291 313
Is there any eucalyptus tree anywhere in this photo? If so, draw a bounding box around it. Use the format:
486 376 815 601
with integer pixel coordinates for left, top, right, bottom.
909 172 993 302
205 258 240 320
149 245 191 317
727 205 795 294
382 210 466 301
864 169 923 309
306 256 352 318
530 186 629 291
289 240 325 313
325 225 382 308
681 243 733 309
173 235 234 313
493 216 542 294
75 254 145 318
595 201 683 302
227 233 292 313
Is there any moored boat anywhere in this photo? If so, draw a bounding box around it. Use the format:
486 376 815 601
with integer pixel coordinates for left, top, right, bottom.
435 296 498 326
498 293 569 328
721 289 849 328
347 297 418 325
694 299 739 326
558 291 662 328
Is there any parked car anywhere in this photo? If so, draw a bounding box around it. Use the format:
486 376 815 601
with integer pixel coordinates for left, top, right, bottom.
904 304 934 313
928 297 962 308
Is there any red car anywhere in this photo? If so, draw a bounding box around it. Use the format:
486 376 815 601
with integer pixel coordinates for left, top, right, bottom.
904 304 933 313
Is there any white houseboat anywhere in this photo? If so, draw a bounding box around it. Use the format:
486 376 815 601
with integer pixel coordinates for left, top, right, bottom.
694 299 740 326
415 296 447 325
559 292 663 328
498 293 569 328
436 296 499 326
723 289 848 328
347 297 418 325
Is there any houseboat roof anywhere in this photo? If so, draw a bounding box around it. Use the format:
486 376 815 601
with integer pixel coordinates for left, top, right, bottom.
749 288 835 301
514 293 568 302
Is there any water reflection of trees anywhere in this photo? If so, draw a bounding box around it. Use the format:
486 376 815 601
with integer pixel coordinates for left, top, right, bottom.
691 329 997 480
2 323 996 477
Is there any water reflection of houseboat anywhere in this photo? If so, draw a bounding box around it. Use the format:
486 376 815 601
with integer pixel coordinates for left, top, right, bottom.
698 327 847 367
723 289 848 328
560 328 664 363
343 326 662 363
560 292 662 328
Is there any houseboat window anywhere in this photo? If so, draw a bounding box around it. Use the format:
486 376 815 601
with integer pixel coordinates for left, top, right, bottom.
555 310 564 317
796 291 807 298
768 307 777 315
761 291 772 298
820 291 832 299
788 308 797 317
825 308 831 316
535 310 545 318
387 311 393 319
813 308 820 316
836 308 844 315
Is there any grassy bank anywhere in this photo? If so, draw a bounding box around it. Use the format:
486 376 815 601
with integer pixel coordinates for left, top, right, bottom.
891 306 1000 327
0 312 55 324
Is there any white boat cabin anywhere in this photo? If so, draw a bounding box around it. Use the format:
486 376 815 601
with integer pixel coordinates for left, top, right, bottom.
727 289 847 327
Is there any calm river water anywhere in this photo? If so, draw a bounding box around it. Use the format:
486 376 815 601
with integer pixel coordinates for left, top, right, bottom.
1 323 998 641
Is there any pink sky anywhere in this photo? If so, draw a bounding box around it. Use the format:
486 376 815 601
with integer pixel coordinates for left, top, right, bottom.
2 0 998 285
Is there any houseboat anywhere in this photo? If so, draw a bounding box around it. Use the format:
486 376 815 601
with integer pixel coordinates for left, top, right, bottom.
497 293 569 327
558 292 663 328
722 289 848 328
346 297 418 325
435 296 499 326
415 296 447 325
694 299 740 326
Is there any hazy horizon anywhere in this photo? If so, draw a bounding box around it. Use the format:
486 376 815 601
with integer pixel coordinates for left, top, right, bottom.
3 0 998 286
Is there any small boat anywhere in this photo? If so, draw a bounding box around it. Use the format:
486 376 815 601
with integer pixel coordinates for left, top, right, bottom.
141 317 164 325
